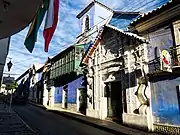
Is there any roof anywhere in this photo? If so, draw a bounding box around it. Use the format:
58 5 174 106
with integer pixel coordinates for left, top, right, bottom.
105 24 148 42
76 0 113 19
130 0 180 26
32 63 44 71
81 24 148 65
109 12 141 31
0 0 42 39
50 45 75 62
15 69 29 82
51 43 86 62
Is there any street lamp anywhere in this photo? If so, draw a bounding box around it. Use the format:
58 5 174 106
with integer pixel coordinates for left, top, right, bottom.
7 60 13 72
6 60 13 112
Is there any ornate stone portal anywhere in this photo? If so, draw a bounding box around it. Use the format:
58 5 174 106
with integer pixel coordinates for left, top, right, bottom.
86 63 94 109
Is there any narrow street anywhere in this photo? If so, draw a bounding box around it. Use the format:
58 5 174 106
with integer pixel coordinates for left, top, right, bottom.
12 104 114 135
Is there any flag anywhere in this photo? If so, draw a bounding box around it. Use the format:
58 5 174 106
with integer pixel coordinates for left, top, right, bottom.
43 0 59 52
24 0 49 53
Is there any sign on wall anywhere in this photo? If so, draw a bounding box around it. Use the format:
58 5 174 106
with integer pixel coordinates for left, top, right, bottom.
160 49 172 72
3 76 15 90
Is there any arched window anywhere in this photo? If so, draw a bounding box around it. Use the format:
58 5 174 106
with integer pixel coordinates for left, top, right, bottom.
82 15 90 32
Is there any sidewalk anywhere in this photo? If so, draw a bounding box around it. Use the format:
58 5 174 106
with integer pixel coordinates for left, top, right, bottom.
0 99 36 135
30 102 161 135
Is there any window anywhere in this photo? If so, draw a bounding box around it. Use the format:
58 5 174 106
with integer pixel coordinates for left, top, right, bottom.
62 57 64 65
57 89 59 94
179 28 180 42
56 67 59 77
82 15 90 32
59 66 62 76
176 86 180 111
60 58 62 66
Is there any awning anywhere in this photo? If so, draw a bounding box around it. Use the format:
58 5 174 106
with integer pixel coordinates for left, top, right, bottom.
0 0 42 39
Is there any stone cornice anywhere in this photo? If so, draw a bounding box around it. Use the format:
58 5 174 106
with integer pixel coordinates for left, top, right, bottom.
135 5 180 33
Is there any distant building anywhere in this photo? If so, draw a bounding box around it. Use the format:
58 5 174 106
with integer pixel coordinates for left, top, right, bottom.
28 63 44 103
0 37 10 84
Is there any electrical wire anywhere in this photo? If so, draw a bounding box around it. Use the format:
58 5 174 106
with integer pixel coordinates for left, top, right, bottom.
130 0 168 12
121 0 155 11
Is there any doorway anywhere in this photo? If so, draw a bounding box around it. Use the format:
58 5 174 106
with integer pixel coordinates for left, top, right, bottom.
106 81 123 121
62 85 68 109
77 88 87 115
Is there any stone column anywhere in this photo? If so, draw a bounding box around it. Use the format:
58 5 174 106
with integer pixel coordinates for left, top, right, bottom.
76 88 80 112
49 86 55 107
29 75 34 101
62 88 67 109
43 82 48 106
62 89 65 108
147 82 154 132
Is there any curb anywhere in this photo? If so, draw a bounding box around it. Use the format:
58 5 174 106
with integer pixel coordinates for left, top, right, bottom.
29 102 159 135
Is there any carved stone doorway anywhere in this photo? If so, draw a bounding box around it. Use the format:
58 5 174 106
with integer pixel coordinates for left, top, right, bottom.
106 81 123 122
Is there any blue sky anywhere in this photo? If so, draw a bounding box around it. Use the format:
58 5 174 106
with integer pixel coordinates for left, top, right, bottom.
4 0 168 78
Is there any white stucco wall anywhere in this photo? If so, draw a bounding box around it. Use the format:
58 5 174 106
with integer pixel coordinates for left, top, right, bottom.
94 4 112 28
78 3 113 43
147 28 173 62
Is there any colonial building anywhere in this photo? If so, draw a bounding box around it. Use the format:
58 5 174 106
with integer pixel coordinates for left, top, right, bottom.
78 0 151 129
41 44 86 114
81 23 149 129
129 0 180 134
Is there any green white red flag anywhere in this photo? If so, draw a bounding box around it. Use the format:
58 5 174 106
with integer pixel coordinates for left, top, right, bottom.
43 0 59 52
24 0 49 53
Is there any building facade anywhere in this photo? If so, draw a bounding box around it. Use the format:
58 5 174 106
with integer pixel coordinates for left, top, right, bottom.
78 0 151 129
29 63 44 104
41 45 86 114
81 24 150 128
0 37 10 84
129 1 180 134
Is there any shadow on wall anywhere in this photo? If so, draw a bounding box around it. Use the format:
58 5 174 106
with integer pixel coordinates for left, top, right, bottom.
151 76 180 126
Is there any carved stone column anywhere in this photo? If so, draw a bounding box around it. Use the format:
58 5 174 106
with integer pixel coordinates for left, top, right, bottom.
43 81 48 106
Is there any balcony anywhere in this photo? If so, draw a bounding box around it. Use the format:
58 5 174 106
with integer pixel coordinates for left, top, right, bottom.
148 45 180 76
49 45 84 82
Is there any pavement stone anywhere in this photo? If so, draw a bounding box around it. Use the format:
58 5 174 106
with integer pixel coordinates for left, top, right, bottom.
0 100 36 135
